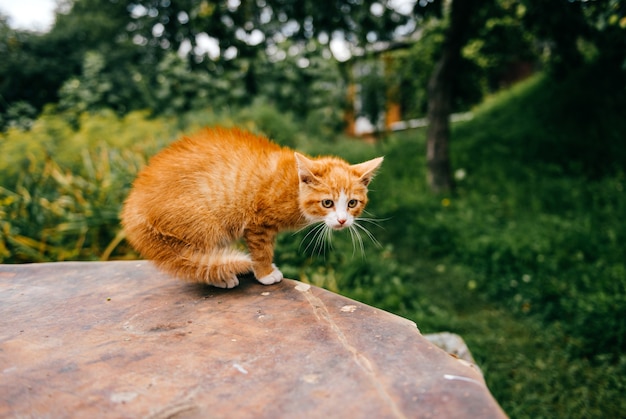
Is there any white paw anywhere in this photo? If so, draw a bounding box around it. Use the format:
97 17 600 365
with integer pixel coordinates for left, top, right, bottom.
257 266 283 285
211 275 239 289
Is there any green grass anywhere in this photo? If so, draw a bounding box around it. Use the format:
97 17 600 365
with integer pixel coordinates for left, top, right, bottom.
279 65 626 417
279 126 625 416
1 63 625 417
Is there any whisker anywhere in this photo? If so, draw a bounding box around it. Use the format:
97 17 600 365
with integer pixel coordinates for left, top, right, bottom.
300 222 324 241
355 217 389 229
314 226 326 257
324 225 334 251
298 223 321 245
299 219 380 259
347 225 357 257
361 208 382 218
348 224 366 259
293 220 317 235
299 223 335 258
356 214 388 222
300 223 325 255
357 227 366 256
349 225 357 256
353 221 383 248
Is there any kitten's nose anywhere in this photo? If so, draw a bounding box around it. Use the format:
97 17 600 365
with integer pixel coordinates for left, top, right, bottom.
337 218 347 225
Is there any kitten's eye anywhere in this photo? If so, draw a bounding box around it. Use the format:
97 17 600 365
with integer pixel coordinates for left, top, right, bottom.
321 199 334 208
348 199 358 208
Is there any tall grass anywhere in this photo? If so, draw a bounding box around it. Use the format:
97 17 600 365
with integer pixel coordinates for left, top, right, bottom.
0 109 176 261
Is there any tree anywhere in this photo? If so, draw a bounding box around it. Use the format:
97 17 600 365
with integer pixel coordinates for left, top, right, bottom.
424 0 483 193
415 0 626 192
0 15 57 123
4 0 624 177
0 0 135 127
1 0 409 125
522 0 625 72
123 0 409 115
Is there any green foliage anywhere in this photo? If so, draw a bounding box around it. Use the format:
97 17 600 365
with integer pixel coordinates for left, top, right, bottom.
454 63 626 178
386 26 443 119
0 151 135 262
463 2 537 90
0 109 176 261
521 0 626 74
448 65 626 363
382 0 540 122
387 21 485 119
0 101 37 131
0 102 339 262
253 39 348 137
1 0 624 415
278 67 625 416
2 0 403 128
1 62 625 416
0 0 137 124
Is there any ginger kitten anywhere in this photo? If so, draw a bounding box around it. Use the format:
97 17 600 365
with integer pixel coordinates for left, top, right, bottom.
121 127 383 288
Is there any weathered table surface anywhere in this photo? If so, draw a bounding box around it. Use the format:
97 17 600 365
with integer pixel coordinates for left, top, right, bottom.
0 261 506 418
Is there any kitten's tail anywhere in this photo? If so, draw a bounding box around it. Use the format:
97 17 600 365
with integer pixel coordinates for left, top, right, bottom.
122 213 253 288
156 247 253 289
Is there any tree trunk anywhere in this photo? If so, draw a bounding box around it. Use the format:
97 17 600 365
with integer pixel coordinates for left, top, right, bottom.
426 52 455 193
426 0 478 193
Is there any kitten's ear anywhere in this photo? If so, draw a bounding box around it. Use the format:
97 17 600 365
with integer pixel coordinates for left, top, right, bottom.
294 152 317 185
352 156 384 186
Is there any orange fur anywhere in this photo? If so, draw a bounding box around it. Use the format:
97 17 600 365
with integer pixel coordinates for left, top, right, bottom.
121 127 383 288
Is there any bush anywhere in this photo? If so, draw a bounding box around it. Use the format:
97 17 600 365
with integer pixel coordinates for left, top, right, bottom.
0 103 345 263
0 109 174 262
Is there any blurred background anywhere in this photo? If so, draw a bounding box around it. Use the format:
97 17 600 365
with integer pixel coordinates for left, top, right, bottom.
1 0 625 416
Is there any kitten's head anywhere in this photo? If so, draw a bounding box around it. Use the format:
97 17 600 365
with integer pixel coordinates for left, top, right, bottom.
295 152 383 230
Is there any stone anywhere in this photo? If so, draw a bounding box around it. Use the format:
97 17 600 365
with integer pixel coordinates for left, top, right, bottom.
0 261 506 418
425 332 481 373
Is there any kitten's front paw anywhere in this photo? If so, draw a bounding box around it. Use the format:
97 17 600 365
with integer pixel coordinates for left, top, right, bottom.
257 265 283 285
211 275 240 289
